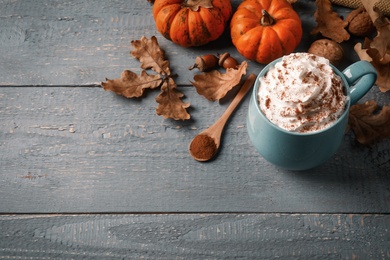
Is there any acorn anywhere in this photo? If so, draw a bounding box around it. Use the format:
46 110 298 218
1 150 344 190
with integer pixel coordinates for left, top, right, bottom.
188 54 219 71
218 52 239 69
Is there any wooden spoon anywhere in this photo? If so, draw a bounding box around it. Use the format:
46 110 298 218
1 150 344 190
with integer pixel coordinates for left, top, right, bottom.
189 73 256 161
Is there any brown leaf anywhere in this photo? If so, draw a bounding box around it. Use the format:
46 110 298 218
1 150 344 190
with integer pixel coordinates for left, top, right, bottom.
156 77 190 120
348 100 390 145
191 61 248 101
101 70 162 98
367 47 390 93
354 41 373 62
360 1 390 59
131 36 170 76
183 0 213 11
311 0 350 43
102 36 190 120
371 10 390 59
361 0 380 25
353 3 390 93
355 40 390 92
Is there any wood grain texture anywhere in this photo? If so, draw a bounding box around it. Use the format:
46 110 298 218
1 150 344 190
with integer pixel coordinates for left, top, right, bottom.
0 0 390 257
1 214 389 259
1 86 389 213
0 0 360 86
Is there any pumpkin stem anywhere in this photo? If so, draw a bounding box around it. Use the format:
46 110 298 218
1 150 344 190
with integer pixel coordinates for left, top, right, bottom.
261 10 275 26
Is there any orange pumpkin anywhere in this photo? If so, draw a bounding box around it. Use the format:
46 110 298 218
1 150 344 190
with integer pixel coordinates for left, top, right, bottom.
230 0 302 64
153 0 232 47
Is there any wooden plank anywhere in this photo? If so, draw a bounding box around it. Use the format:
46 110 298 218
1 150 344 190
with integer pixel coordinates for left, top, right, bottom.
0 213 389 258
0 0 361 86
1 86 389 213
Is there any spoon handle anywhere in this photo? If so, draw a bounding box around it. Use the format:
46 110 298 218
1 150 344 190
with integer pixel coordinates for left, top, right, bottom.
212 73 256 132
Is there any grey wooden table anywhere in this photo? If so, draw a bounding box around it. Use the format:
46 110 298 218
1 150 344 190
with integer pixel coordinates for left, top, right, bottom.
1 0 390 258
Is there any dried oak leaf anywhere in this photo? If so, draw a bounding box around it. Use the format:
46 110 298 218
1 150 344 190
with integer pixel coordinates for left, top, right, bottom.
361 0 381 27
184 0 213 11
131 36 170 76
101 70 161 98
101 36 190 120
355 40 390 92
191 61 248 101
348 100 390 145
371 14 390 58
311 0 350 43
359 1 390 60
156 77 190 120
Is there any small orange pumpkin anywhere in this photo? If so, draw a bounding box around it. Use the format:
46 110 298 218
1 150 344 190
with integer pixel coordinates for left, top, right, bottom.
230 0 302 64
153 0 232 47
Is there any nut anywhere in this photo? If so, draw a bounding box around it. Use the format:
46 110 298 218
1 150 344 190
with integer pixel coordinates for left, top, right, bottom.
346 7 375 37
188 54 219 71
218 52 239 69
308 39 344 65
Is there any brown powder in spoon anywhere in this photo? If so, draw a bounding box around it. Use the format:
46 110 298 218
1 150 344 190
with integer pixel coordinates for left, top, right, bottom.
189 134 217 160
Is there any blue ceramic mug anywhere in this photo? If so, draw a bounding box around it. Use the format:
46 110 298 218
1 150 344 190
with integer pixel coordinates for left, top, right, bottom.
247 56 377 171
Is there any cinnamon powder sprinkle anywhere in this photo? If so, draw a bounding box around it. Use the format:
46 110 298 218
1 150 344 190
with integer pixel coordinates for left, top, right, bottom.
190 134 217 161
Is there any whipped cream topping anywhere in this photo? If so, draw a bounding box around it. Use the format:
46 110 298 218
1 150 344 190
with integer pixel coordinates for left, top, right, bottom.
258 53 348 133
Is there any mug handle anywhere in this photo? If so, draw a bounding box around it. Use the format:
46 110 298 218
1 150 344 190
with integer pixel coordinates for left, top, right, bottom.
342 61 378 105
